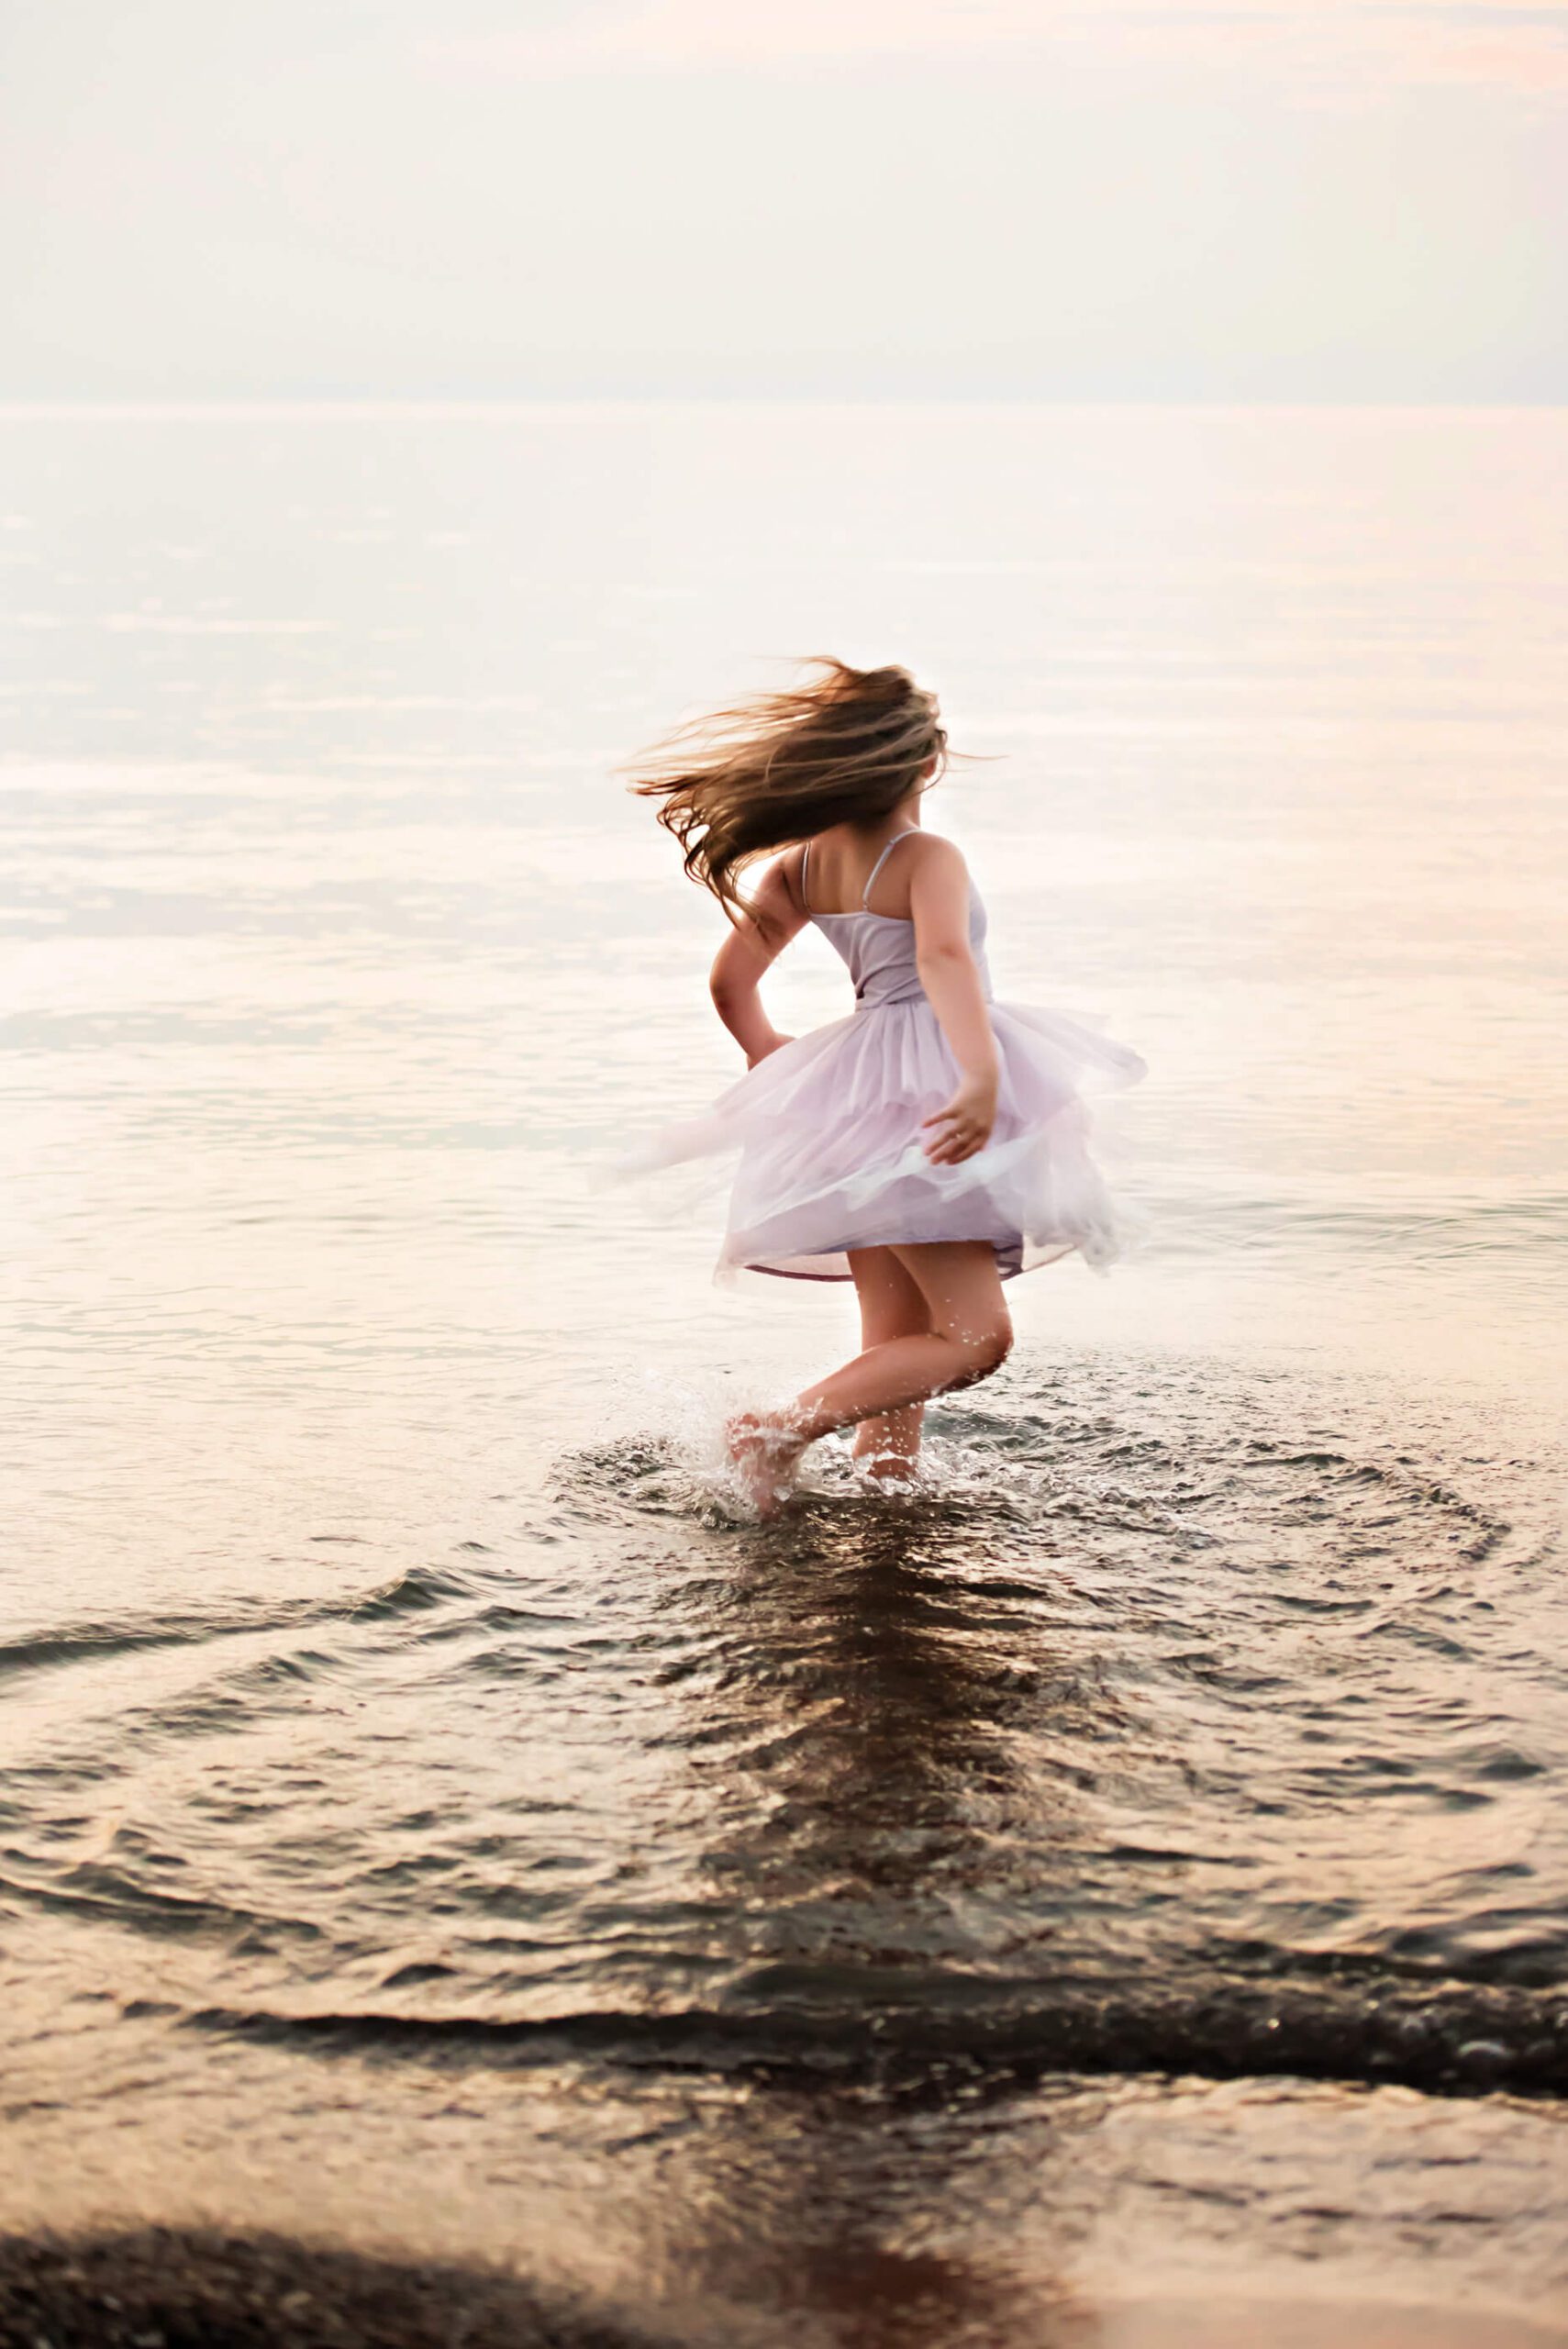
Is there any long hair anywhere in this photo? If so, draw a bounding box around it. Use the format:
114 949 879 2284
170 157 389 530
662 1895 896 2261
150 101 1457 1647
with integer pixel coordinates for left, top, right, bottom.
627 659 948 921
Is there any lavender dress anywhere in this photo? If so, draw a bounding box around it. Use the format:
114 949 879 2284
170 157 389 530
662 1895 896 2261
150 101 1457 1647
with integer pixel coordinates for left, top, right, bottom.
648 832 1145 1284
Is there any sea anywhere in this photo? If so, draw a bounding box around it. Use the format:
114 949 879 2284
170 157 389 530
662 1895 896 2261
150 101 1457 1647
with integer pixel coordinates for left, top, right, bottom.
1 403 1565 2345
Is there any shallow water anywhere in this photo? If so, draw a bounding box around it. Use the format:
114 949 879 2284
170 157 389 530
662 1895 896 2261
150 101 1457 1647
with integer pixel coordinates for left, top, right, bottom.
2 404 1565 2338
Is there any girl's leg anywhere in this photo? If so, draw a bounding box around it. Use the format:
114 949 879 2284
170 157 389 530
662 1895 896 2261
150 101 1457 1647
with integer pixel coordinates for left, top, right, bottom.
798 1241 1012 1437
728 1242 1011 1508
846 1246 929 1480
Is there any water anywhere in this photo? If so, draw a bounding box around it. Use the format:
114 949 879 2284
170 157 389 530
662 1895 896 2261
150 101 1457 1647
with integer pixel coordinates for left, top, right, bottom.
2 404 1566 2343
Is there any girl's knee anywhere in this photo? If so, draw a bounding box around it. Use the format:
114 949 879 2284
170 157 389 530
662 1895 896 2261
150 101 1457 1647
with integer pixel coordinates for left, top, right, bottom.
948 1315 1012 1384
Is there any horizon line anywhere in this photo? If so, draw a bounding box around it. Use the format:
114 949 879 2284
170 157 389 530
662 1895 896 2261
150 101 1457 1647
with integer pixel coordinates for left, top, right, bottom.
3 395 1566 419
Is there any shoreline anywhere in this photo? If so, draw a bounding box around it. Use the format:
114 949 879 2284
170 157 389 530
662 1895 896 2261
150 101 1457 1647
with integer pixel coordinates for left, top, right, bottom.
0 2230 696 2349
2 2229 1562 2349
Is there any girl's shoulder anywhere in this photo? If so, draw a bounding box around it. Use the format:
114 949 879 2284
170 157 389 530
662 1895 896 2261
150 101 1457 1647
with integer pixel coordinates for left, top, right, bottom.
863 829 969 922
897 831 971 894
776 839 812 913
904 829 966 870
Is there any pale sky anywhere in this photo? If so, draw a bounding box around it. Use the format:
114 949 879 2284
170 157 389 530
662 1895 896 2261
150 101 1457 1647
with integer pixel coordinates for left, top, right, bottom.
4 0 1565 398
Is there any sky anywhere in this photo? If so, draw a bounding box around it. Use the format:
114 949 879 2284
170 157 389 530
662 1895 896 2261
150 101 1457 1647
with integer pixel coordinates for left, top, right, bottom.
4 0 1566 400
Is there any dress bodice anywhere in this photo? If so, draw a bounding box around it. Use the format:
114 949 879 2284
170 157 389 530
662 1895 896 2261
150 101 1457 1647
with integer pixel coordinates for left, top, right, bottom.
805 832 993 1009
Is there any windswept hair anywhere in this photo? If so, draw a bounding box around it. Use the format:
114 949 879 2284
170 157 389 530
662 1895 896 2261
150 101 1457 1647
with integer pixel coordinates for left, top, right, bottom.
627 658 948 920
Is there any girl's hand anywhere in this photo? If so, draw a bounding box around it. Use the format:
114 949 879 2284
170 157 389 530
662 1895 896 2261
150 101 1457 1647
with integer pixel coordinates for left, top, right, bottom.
747 1030 795 1069
921 1072 998 1165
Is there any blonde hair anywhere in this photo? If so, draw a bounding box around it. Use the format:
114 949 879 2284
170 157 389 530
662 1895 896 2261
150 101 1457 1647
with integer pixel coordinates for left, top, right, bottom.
628 658 948 920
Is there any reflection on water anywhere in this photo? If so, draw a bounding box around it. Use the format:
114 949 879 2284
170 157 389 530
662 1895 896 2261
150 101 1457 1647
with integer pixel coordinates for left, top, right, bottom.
1 404 1565 2336
4 1370 1562 2078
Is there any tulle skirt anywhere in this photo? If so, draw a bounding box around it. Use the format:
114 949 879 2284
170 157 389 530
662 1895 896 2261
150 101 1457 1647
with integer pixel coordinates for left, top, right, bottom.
635 997 1146 1283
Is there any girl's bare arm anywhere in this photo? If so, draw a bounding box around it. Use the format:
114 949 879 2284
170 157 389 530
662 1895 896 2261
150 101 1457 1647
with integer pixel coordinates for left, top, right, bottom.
908 838 999 1165
708 853 808 1067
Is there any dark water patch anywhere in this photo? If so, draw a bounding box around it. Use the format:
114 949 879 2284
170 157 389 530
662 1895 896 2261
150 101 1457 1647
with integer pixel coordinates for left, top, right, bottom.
183 1968 1568 2099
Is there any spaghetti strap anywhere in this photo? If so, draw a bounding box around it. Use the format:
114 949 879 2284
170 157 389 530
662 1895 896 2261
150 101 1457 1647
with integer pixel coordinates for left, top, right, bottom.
861 828 918 911
799 841 813 915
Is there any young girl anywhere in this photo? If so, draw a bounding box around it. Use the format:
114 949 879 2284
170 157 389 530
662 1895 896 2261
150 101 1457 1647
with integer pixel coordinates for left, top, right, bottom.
630 659 1144 1514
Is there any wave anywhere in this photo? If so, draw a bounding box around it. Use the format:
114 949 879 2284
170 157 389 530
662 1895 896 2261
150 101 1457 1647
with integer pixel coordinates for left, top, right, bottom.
185 1966 1568 2100
0 1564 479 1687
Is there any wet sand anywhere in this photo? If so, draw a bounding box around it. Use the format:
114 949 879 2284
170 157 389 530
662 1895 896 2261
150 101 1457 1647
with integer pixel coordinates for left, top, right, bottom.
3 2019 1563 2349
0 2226 704 2349
2 2230 1562 2349
0 2232 694 2349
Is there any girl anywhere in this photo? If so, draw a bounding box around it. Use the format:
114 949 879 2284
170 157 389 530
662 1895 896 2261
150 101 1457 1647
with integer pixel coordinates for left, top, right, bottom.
630 659 1144 1515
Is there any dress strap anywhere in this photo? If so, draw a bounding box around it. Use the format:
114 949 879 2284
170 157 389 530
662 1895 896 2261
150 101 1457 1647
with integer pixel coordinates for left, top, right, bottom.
861 828 917 911
798 841 813 915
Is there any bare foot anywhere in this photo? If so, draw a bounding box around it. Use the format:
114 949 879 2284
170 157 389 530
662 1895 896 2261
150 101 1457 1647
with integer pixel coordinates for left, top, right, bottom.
725 1412 805 1519
856 1448 920 1486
